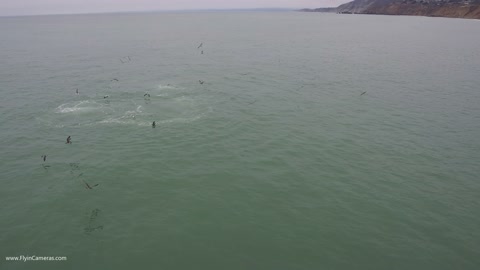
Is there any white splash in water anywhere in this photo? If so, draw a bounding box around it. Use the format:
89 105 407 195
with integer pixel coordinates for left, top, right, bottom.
55 100 106 114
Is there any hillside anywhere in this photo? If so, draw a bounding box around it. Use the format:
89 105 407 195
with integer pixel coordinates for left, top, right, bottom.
303 0 480 19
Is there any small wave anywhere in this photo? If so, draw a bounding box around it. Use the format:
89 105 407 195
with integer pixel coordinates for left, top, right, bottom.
158 84 177 89
98 118 143 126
55 100 106 114
96 110 208 127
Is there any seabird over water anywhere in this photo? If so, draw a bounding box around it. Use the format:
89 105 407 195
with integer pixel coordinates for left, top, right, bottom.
199 80 204 85
152 121 156 128
41 155 47 162
66 136 72 144
197 43 203 49
360 91 367 96
83 180 99 190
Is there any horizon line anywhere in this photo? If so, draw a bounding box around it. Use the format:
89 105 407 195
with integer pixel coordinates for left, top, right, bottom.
0 7 310 18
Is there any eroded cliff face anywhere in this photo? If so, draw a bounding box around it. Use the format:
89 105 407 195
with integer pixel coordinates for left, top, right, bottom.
336 0 480 19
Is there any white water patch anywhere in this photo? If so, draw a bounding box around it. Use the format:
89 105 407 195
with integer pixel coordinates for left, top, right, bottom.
155 83 188 97
122 105 143 119
55 100 111 114
95 105 211 127
44 84 212 128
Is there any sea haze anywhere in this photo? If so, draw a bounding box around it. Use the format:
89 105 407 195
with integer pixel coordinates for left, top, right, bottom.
0 12 479 270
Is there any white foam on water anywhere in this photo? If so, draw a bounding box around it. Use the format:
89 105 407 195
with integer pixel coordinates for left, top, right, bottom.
98 118 140 126
96 106 211 127
55 100 107 114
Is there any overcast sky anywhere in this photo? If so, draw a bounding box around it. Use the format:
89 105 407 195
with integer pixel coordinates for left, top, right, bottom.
0 0 349 16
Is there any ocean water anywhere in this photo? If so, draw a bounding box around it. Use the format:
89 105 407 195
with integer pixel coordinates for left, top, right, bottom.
0 11 479 269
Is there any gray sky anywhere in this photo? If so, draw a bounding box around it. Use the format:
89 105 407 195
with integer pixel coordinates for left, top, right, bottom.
0 0 349 16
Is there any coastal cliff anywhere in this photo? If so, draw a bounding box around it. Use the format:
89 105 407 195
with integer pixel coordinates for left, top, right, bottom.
302 0 480 19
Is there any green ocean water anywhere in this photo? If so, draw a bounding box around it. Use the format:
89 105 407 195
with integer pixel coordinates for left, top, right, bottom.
0 11 479 269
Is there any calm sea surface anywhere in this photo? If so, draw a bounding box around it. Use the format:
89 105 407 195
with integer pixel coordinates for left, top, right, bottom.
0 11 479 270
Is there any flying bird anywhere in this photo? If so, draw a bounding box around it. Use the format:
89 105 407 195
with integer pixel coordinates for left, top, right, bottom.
41 155 47 162
197 43 203 49
83 180 99 190
199 80 204 85
360 91 367 96
66 136 72 144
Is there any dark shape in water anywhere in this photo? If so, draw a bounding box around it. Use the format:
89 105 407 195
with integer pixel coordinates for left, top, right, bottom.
111 78 119 82
90 209 100 220
201 50 204 54
41 155 47 162
360 91 367 96
83 180 99 190
104 95 109 99
85 225 103 233
70 163 79 169
119 56 131 64
84 209 103 234
66 136 72 144
144 93 151 98
75 88 79 95
199 80 204 85
152 121 156 128
197 42 203 49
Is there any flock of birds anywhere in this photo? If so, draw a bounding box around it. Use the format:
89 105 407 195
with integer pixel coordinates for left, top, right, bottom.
35 40 371 234
40 42 209 191
40 41 369 192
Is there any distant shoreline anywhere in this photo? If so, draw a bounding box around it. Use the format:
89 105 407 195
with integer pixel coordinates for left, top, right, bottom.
299 0 480 20
0 8 296 18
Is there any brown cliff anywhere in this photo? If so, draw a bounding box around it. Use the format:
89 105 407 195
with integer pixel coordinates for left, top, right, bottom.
306 0 480 19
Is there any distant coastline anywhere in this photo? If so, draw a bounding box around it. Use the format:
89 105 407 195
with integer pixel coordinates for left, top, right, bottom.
300 0 480 19
0 8 295 18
